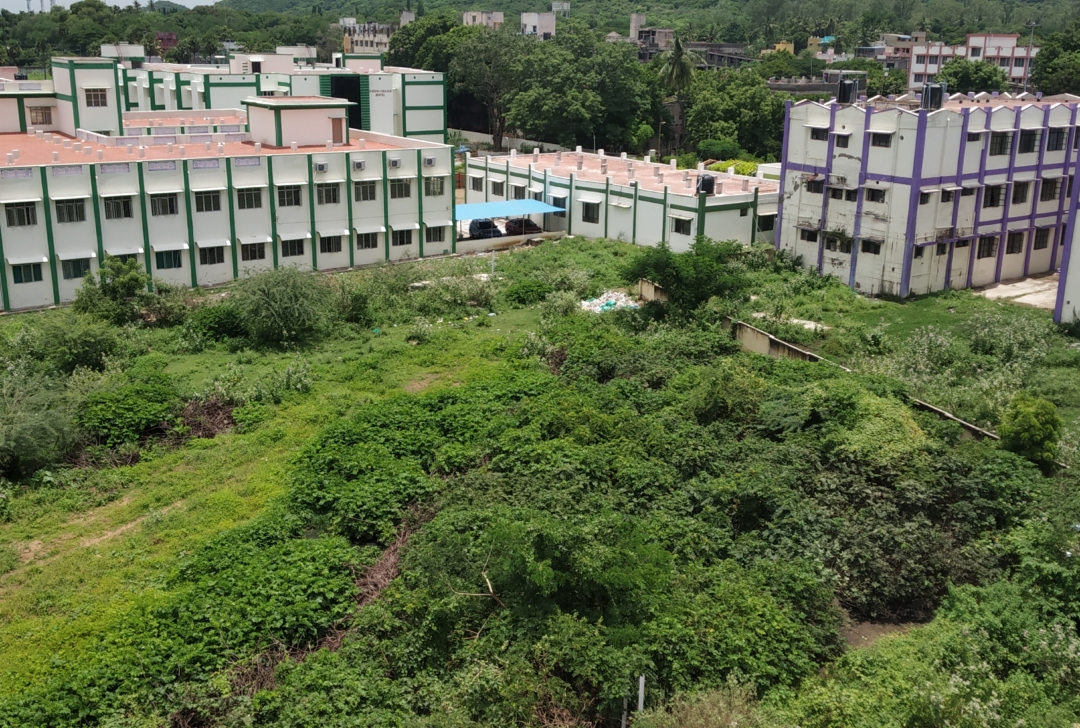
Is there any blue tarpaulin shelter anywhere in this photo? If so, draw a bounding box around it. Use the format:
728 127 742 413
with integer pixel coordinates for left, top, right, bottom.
455 199 563 220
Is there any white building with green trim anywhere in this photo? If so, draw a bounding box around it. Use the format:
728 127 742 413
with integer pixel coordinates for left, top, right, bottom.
464 150 779 250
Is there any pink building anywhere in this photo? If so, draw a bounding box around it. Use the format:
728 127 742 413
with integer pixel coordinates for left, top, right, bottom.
908 34 1038 92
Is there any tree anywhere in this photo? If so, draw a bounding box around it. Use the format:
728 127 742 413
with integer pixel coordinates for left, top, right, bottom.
935 58 1010 94
657 35 699 98
385 12 457 68
450 28 523 151
998 392 1062 474
1030 20 1080 95
413 24 479 74
72 254 150 325
685 70 787 160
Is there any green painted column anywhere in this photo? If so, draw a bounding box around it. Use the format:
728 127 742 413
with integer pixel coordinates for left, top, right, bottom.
136 161 153 290
632 181 639 245
307 154 318 270
267 158 279 268
568 173 575 236
16 98 25 133
696 190 707 238
450 149 457 254
751 187 759 244
346 152 355 268
225 158 238 279
416 149 425 258
0 216 9 311
182 160 198 288
604 176 610 240
381 151 390 261
88 165 104 261
661 185 669 245
39 168 59 305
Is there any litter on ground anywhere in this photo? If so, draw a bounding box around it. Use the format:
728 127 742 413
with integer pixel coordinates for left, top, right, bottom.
581 291 639 313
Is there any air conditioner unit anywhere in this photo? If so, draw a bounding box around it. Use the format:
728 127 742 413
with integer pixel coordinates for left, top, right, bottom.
353 160 366 171
423 156 436 167
388 158 402 169
315 162 329 173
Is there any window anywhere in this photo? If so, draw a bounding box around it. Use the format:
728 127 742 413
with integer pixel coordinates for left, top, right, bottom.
150 193 178 216
671 217 691 235
1014 57 1026 68
860 239 881 255
510 184 526 200
425 177 445 197
104 196 132 219
199 246 226 265
28 106 51 125
490 180 505 197
800 228 818 243
357 232 379 249
839 239 852 253
970 47 981 58
354 181 377 202
1012 181 1030 204
317 183 340 205
966 132 982 142
976 235 998 259
845 189 858 202
956 239 970 248
988 131 1011 156
936 242 948 256
1018 129 1040 154
6 202 37 227
551 196 566 218
281 238 305 257
532 190 544 201
998 58 1009 67
810 127 828 141
829 187 843 200
1047 128 1067 151
941 189 955 203
806 180 824 194
12 263 42 284
85 88 108 107
824 237 838 251
469 176 483 192
758 215 775 232
320 235 342 253
929 55 939 65
913 74 925 83
56 199 86 223
241 242 265 261
62 258 92 279
426 226 445 243
913 246 925 259
961 187 975 197
919 192 930 205
870 133 892 148
194 191 221 213
582 202 600 224
277 186 302 207
113 253 137 264
390 180 411 199
237 188 262 209
155 250 182 269
1069 176 1075 199
1006 232 1024 254
835 134 849 149
740 208 748 217
1034 228 1050 250
1040 179 1060 202
982 185 1003 208
915 54 927 64
866 188 886 203
391 229 412 246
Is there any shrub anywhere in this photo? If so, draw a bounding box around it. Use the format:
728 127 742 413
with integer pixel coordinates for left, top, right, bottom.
998 392 1062 473
33 313 119 374
78 379 182 446
231 267 331 345
504 278 554 306
697 137 744 162
188 303 247 340
72 254 150 325
406 317 433 344
0 371 78 477
141 279 190 327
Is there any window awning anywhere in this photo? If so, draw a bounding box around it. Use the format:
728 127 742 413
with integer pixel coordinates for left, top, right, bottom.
961 180 982 188
239 234 272 245
318 228 350 238
425 218 452 228
942 185 963 191
391 222 421 230
235 183 269 189
609 200 632 208
467 172 484 178
354 223 386 235
830 131 851 136
56 250 97 260
1042 170 1065 179
5 254 48 265
529 185 544 193
1 197 42 204
105 246 143 256
803 123 831 129
668 213 693 221
866 129 896 134
510 182 526 187
273 181 306 187
196 239 231 248
279 231 312 239
317 179 346 184
147 189 184 195
150 242 189 252
575 194 604 204
51 193 91 201
190 185 227 192
424 173 450 178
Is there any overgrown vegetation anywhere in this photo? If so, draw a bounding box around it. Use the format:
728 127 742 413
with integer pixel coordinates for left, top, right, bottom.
1 238 1078 727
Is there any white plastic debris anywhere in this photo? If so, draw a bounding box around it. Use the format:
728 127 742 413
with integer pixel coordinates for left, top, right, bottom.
580 290 639 313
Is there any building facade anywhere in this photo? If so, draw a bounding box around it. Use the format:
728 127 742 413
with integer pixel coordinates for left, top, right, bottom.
777 92 1077 298
464 150 778 253
521 12 556 39
463 11 504 28
908 34 1038 92
0 95 455 313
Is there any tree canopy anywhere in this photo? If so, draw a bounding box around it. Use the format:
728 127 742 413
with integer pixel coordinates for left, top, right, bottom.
934 57 1011 93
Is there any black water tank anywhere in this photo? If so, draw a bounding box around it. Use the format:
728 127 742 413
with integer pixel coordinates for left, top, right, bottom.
697 174 715 195
837 79 857 104
921 83 945 109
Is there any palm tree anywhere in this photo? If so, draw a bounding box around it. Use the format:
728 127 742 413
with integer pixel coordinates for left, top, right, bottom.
658 35 701 99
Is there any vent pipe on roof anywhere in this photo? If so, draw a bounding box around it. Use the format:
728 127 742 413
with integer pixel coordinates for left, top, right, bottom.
533 149 539 163
358 139 366 149
598 148 605 157
10 150 17 160
5 153 11 165
577 155 583 170
179 145 186 157
254 142 262 152
669 159 677 170
35 130 43 139
327 140 333 150
658 172 664 184
554 151 561 166
628 167 635 180
510 149 517 157
643 155 651 164
84 146 92 156
600 159 607 175
167 143 173 153
139 146 146 158
205 142 212 151
620 152 627 159
291 141 298 151
63 139 71 148
127 145 134 155
575 145 582 153
97 150 104 160
741 178 749 191
52 151 58 162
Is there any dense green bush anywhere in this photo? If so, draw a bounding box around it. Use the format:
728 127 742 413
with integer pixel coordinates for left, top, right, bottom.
232 267 332 345
621 239 749 317
31 312 119 374
72 254 150 325
999 392 1062 473
76 364 182 446
504 278 554 306
187 302 247 340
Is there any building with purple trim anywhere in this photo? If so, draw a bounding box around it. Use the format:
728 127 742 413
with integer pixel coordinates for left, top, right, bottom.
777 91 1078 298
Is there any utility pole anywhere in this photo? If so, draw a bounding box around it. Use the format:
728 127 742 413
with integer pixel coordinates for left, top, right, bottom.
1023 21 1036 93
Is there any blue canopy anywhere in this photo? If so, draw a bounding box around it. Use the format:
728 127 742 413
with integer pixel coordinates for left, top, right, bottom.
455 199 563 220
